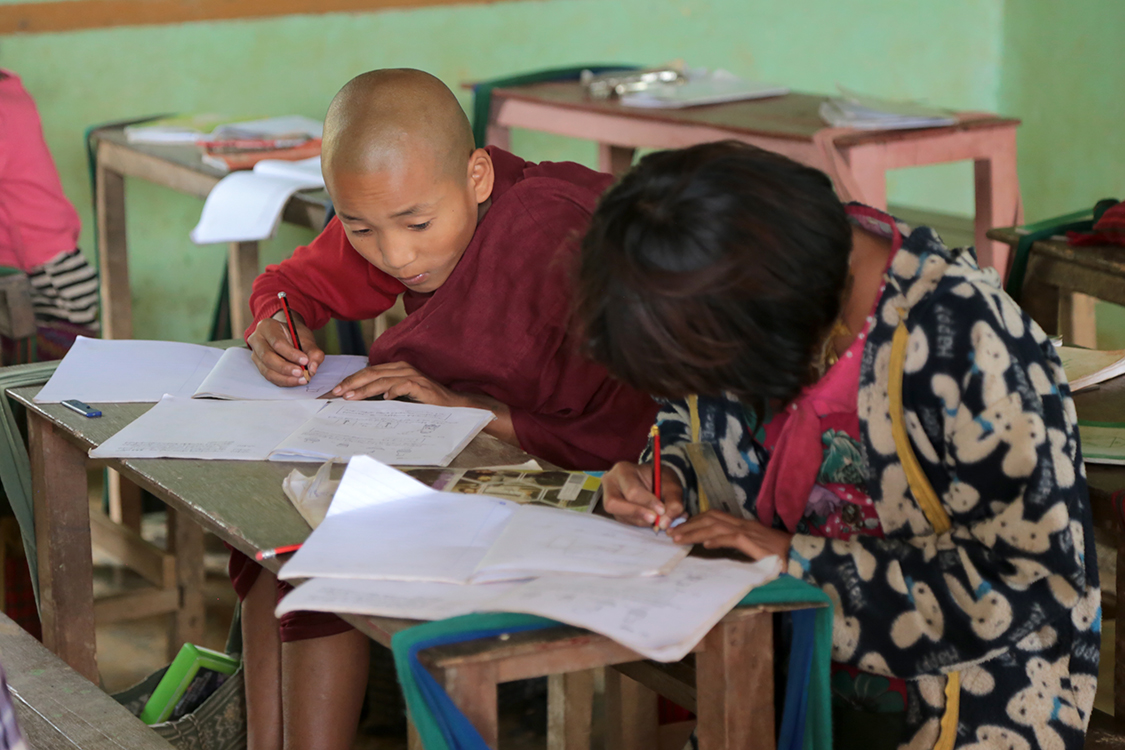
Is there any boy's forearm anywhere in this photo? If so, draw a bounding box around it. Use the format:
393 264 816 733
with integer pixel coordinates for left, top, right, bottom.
456 392 518 447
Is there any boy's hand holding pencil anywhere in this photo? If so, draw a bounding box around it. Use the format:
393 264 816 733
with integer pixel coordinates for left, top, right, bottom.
247 295 326 387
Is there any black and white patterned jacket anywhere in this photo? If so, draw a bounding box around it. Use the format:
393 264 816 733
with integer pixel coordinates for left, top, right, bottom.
651 212 1100 750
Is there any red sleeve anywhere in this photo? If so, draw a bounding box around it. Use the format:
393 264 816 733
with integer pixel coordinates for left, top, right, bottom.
509 341 659 470
502 181 658 470
245 217 404 341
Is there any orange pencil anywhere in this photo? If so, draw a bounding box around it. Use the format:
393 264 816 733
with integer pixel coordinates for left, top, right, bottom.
651 424 662 533
277 292 311 381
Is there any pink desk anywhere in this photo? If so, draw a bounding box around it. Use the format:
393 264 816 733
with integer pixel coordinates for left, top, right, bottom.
482 83 1022 273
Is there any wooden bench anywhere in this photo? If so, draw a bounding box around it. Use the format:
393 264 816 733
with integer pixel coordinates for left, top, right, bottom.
0 612 174 749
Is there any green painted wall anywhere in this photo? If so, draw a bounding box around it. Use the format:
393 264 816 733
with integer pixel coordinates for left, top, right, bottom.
4 0 1007 341
999 0 1125 348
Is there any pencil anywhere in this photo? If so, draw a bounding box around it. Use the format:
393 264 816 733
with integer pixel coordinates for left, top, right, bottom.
277 292 311 381
255 543 303 561
651 424 662 532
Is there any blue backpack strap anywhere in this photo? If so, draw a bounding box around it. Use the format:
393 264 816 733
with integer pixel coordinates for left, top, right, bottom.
394 576 833 750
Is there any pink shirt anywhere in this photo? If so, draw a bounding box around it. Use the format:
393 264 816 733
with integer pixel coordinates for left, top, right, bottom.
0 70 81 270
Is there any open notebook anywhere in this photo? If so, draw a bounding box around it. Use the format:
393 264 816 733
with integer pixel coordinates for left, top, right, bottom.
277 555 779 663
35 337 367 403
278 455 690 584
276 456 777 662
89 397 493 465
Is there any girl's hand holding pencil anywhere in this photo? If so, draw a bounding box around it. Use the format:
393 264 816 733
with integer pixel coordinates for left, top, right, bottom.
601 460 685 531
247 299 326 387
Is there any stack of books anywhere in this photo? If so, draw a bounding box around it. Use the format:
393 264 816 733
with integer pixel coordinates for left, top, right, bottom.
199 139 322 172
1056 344 1125 393
819 86 957 130
124 114 324 172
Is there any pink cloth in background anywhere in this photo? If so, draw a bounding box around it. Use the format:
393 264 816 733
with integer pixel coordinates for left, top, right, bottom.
0 70 81 271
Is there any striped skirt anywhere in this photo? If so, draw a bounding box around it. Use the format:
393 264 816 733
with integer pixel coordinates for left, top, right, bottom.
27 249 98 328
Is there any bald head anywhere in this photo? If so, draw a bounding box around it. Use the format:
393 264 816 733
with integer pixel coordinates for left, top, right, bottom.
323 69 475 181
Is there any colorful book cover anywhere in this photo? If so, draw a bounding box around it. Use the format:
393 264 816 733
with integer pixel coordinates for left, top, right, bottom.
201 139 322 172
403 467 601 513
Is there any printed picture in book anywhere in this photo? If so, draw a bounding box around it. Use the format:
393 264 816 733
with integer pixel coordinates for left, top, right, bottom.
403 468 601 513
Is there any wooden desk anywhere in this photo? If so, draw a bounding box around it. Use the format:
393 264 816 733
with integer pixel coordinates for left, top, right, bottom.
988 226 1125 348
90 126 330 340
11 386 820 749
482 83 1021 272
1074 377 1125 725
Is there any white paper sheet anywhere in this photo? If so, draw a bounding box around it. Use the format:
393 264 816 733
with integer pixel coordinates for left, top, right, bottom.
488 556 780 661
35 337 223 404
252 156 323 182
470 504 689 582
212 116 324 140
277 555 781 662
89 396 325 460
276 577 518 621
279 456 688 585
193 348 368 400
621 69 788 109
324 454 437 517
268 400 494 466
819 86 956 130
278 493 517 583
190 157 324 245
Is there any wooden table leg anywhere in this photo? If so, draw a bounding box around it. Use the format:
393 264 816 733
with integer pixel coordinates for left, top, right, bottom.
1020 255 1062 336
484 97 513 152
407 715 424 750
95 148 148 533
96 148 132 341
28 413 98 684
486 123 512 152
605 668 659 750
840 143 888 210
228 241 260 337
166 507 205 660
598 144 636 176
1059 291 1099 348
107 471 143 532
548 669 595 750
973 130 1021 276
695 611 774 750
443 662 499 748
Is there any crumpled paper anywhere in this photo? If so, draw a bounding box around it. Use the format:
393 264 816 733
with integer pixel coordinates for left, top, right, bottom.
282 459 340 529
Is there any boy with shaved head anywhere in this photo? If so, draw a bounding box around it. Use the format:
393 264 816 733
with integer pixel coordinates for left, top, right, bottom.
235 69 657 749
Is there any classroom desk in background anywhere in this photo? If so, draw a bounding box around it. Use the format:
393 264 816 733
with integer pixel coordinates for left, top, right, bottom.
90 126 330 340
9 381 822 750
987 225 1125 350
476 82 1022 273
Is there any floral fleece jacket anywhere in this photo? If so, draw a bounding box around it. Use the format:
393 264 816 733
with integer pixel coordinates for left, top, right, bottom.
650 215 1100 750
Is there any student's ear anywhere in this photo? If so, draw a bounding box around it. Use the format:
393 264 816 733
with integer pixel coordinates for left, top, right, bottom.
467 148 494 205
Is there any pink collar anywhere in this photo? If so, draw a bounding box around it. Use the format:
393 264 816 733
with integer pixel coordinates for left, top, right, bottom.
755 204 901 531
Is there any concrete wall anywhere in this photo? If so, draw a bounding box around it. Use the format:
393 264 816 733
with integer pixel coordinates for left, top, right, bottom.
1 0 1007 340
999 0 1125 347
